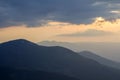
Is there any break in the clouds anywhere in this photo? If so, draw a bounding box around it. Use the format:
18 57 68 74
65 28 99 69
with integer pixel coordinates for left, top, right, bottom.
59 29 113 37
0 0 120 28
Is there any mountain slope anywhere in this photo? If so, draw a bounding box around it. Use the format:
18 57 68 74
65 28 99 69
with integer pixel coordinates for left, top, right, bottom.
78 51 120 69
39 41 120 62
0 66 79 80
1 39 120 80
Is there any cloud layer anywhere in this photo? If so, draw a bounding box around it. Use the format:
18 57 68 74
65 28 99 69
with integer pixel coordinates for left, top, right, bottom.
59 29 113 37
0 0 119 27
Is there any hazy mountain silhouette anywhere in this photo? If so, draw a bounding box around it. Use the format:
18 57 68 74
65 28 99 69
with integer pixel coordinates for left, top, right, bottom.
0 66 79 80
39 41 120 62
1 39 120 80
79 51 120 70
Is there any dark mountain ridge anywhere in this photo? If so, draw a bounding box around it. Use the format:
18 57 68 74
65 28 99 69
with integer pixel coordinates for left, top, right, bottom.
1 39 120 80
0 66 79 80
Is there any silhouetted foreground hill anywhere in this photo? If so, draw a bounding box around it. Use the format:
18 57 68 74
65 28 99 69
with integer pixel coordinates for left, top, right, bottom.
0 39 120 80
0 66 79 80
79 51 120 69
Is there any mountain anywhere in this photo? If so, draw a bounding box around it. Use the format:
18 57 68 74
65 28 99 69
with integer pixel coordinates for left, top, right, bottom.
0 66 79 80
78 51 120 69
39 41 120 62
39 41 79 51
1 39 120 80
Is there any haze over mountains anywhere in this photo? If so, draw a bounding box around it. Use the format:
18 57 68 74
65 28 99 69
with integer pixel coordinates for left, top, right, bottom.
39 41 120 62
1 39 120 80
79 51 120 70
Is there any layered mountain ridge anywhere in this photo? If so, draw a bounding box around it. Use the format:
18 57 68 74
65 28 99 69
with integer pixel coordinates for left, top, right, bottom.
0 39 120 80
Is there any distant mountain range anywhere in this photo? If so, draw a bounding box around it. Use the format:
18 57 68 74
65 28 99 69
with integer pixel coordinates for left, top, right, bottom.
39 41 120 62
79 51 120 70
1 39 120 80
40 41 120 69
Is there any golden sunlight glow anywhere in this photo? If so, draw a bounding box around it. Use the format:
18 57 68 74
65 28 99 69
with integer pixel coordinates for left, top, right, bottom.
110 10 120 14
1 17 120 43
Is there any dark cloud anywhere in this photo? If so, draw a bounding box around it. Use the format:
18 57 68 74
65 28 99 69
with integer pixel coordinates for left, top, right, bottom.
59 29 113 37
0 0 119 28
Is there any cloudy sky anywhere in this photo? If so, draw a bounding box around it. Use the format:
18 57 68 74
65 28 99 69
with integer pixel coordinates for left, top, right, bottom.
0 0 120 42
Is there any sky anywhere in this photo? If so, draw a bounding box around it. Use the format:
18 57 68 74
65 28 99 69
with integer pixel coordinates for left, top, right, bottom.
0 0 120 43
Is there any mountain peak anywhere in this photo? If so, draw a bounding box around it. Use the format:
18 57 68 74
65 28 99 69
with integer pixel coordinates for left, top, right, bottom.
14 39 29 41
0 39 39 49
1 39 33 44
9 39 31 43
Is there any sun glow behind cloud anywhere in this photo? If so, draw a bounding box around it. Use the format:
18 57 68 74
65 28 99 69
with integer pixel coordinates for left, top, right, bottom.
0 17 120 43
110 10 120 14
